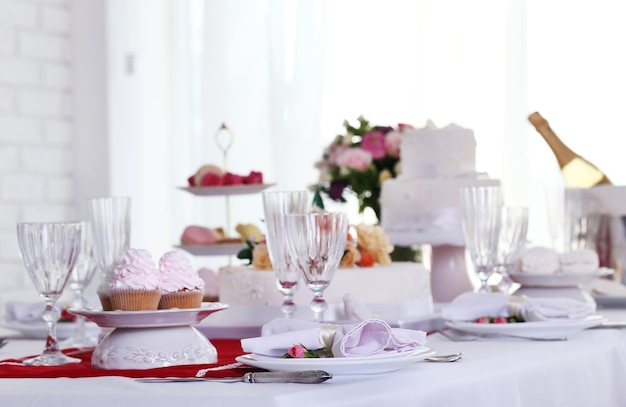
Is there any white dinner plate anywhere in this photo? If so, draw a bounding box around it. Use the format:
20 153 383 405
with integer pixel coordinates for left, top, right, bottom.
235 347 435 375
69 302 229 328
178 183 275 196
509 268 613 288
1 320 100 340
445 315 606 339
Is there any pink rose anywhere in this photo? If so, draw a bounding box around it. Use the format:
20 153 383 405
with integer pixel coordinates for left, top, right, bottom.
493 316 508 324
327 144 349 166
475 317 489 324
287 344 307 358
361 131 386 159
384 131 402 158
335 148 372 171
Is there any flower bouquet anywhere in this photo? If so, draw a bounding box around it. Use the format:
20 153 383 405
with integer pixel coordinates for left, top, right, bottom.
312 116 411 221
313 116 421 262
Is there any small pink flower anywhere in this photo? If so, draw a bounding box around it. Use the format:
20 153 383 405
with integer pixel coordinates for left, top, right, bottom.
327 144 349 167
493 316 508 324
384 131 402 158
335 148 372 171
287 344 307 358
475 317 489 324
361 131 386 159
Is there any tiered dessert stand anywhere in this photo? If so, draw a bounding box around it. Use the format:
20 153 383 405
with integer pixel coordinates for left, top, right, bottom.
176 123 274 260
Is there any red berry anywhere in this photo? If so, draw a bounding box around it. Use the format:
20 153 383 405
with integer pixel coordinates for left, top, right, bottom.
493 316 508 324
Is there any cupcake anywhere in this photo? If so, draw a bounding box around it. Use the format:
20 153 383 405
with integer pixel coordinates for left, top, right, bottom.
108 249 162 311
158 250 205 309
97 272 114 311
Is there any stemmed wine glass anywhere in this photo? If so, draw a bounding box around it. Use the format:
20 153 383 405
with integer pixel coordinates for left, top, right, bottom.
284 212 348 322
88 197 131 283
16 221 83 366
262 191 310 319
460 186 503 293
61 221 98 348
495 206 529 293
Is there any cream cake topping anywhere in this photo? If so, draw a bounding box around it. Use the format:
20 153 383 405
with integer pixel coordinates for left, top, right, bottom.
109 248 160 290
159 250 205 292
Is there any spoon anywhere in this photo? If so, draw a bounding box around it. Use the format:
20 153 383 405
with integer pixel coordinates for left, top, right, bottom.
424 353 463 363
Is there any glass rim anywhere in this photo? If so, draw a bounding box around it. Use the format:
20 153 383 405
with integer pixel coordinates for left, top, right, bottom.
87 196 131 202
16 221 83 227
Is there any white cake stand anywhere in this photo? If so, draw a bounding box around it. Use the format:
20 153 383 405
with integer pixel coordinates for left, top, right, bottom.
70 303 229 370
387 228 474 302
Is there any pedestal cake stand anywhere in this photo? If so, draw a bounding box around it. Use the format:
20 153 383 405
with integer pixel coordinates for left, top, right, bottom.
70 303 229 370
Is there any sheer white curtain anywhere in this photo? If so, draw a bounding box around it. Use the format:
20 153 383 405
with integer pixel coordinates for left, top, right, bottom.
167 0 626 268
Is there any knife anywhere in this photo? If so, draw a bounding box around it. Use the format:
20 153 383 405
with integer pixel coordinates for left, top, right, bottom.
590 321 626 329
135 370 332 384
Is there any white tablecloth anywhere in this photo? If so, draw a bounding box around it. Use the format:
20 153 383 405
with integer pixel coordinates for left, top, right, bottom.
2 310 626 407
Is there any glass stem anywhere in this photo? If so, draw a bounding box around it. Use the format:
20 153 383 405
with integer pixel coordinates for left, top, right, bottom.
72 288 88 341
310 292 328 323
281 292 296 319
42 301 61 356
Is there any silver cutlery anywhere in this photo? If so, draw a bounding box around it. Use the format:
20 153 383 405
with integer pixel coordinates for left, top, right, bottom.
424 353 463 363
0 338 8 349
136 370 332 384
589 321 626 329
439 329 567 342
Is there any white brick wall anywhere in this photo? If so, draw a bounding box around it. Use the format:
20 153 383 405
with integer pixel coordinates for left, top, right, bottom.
0 0 75 294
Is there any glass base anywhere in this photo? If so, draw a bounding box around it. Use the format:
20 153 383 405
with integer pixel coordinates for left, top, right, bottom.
23 351 81 366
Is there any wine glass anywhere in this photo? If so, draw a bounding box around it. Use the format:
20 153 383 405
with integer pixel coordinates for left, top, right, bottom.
459 186 503 293
88 197 131 282
547 186 601 252
61 221 98 348
262 191 310 319
16 221 83 366
495 206 529 293
284 212 348 322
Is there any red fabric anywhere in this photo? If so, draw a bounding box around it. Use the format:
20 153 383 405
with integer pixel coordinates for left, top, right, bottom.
0 339 260 379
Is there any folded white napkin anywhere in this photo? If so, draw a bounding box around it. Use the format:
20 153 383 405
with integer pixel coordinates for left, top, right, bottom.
441 292 596 322
241 318 427 358
4 301 46 323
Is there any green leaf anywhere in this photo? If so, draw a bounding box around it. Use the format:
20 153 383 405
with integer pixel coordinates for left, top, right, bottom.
312 190 325 210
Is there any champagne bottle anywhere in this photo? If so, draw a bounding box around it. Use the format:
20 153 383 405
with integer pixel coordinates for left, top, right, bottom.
528 112 611 188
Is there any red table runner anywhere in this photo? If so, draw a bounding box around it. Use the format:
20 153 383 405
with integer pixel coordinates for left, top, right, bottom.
0 339 260 379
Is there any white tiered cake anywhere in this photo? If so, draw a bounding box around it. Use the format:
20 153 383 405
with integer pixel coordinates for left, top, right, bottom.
219 262 432 314
381 123 500 246
217 224 434 323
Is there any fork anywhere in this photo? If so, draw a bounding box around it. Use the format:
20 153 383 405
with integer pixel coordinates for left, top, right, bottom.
439 329 567 342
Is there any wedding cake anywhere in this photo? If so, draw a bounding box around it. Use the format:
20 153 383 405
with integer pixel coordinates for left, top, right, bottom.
218 224 433 320
380 122 500 246
219 262 432 308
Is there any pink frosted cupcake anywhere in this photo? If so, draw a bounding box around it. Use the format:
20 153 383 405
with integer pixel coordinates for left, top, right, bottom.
109 248 162 311
158 250 205 309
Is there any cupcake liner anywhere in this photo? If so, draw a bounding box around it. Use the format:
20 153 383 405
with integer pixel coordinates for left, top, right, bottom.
110 289 161 311
98 293 113 311
158 289 204 310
